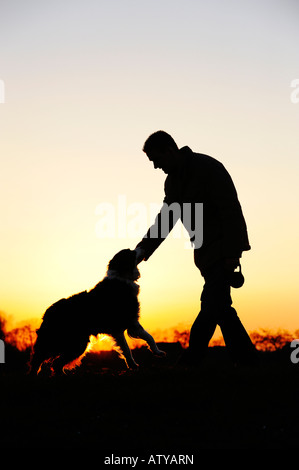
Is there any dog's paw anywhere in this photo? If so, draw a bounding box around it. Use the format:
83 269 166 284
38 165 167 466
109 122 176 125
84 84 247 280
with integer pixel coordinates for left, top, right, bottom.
154 349 166 357
128 361 139 370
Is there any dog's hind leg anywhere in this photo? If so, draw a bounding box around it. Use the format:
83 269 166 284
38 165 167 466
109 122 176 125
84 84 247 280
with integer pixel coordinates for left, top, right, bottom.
29 351 45 375
29 335 53 375
113 332 139 369
127 322 166 357
51 354 74 375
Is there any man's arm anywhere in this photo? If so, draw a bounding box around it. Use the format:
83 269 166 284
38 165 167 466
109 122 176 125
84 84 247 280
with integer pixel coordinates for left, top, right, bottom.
135 200 180 263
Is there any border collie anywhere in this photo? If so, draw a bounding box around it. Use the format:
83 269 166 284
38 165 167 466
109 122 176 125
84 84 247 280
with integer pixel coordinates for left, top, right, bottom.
30 249 165 374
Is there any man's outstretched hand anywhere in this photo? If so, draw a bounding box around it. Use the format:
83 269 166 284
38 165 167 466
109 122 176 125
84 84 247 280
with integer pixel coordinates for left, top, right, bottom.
135 247 146 264
225 257 240 271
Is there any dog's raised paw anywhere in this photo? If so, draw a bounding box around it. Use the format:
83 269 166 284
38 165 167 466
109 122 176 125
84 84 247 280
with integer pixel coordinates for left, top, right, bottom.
129 361 139 370
155 350 166 357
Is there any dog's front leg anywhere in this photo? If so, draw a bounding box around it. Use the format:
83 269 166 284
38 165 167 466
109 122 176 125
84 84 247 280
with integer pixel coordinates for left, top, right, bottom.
128 322 166 357
113 332 139 369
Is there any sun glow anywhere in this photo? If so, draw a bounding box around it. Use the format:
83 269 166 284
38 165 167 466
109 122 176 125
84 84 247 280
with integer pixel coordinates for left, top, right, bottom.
0 1 299 338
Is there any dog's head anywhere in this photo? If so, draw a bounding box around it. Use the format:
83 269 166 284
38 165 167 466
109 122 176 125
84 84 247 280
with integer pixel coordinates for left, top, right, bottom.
107 249 140 281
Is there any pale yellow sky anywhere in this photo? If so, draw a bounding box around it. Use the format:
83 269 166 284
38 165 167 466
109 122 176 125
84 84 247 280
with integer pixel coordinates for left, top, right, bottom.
0 0 299 336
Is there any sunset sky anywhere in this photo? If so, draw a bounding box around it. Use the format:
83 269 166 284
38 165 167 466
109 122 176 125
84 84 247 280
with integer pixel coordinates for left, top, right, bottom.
0 0 299 339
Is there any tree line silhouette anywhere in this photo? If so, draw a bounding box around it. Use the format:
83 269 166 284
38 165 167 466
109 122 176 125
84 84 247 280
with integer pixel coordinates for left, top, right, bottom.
1 314 298 363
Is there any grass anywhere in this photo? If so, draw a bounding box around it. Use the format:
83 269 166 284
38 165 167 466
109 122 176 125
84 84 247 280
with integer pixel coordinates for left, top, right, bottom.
1 344 299 451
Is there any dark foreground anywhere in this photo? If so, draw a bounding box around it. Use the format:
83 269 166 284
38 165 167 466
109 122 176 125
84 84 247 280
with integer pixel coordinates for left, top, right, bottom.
0 343 298 453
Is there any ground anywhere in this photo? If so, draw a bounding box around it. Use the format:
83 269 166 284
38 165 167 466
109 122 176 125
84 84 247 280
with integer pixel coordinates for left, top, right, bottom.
0 344 298 452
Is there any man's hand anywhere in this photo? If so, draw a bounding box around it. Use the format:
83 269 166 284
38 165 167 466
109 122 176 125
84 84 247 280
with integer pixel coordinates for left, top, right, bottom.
225 257 240 271
135 247 146 264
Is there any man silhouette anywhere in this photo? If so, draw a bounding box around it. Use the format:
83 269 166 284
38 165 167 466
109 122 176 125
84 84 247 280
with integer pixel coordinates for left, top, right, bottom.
135 130 256 365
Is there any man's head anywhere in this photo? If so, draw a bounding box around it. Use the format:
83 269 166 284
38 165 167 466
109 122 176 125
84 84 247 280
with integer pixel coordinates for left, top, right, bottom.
143 130 180 174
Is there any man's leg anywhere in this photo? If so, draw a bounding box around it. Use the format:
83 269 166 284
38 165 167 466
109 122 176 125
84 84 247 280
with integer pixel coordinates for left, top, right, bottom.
187 306 217 362
207 262 256 365
185 261 256 365
182 266 220 364
218 307 257 365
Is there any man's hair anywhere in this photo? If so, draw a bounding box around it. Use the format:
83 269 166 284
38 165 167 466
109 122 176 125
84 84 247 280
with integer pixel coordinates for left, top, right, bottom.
143 130 178 155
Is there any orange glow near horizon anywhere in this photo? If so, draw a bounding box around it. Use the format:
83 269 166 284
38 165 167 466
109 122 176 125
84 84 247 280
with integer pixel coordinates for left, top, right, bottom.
1 2 299 340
